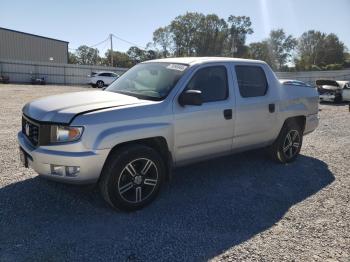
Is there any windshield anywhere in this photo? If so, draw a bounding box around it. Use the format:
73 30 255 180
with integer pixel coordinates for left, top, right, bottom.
106 62 188 100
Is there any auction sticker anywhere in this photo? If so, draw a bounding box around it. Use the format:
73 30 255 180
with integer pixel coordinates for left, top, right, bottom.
166 64 188 71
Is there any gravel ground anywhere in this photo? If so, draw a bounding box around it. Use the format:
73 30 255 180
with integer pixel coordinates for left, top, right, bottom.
0 84 349 262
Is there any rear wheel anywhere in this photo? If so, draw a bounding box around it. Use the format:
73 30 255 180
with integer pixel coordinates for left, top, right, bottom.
96 80 104 88
269 120 303 163
99 145 165 211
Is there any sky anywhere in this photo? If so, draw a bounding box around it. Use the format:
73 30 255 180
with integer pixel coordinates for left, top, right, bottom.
0 0 349 54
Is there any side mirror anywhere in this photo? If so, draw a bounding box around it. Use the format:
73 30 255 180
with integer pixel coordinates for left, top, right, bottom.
178 90 203 106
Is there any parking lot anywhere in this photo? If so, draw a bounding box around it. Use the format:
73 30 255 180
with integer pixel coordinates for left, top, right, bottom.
0 84 349 261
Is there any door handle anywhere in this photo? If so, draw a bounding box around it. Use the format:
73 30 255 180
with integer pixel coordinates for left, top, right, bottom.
223 109 232 120
269 103 275 113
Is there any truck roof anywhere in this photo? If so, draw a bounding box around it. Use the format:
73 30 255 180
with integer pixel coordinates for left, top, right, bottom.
145 57 266 66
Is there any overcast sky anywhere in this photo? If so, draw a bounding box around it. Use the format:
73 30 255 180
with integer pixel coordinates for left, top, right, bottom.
1 0 349 54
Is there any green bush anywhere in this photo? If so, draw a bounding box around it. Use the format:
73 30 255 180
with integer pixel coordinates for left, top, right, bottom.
323 64 343 70
311 65 322 71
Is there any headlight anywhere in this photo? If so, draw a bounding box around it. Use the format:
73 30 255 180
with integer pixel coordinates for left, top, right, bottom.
50 126 83 143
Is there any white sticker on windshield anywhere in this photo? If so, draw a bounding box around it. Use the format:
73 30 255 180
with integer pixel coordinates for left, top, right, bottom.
166 64 187 71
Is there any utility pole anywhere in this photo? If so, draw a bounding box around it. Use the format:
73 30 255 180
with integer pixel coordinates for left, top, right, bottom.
110 34 113 67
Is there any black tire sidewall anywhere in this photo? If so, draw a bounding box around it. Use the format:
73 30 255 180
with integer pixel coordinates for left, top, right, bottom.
101 145 165 211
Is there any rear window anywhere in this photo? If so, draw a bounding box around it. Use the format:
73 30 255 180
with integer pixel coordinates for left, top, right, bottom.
235 66 268 97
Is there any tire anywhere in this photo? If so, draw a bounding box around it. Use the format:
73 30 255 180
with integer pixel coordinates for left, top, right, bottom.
269 120 303 163
99 144 165 211
334 94 342 103
96 80 104 88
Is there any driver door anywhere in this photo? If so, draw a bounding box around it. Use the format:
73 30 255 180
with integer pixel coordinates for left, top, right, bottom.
173 64 235 164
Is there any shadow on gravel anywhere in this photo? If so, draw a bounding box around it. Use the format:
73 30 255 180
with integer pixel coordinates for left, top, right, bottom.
0 150 334 261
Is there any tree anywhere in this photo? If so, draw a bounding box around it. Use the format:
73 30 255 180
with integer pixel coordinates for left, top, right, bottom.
127 46 147 64
68 51 79 64
152 12 254 58
268 29 297 70
194 14 228 56
323 33 345 65
170 12 204 56
248 41 274 67
295 30 326 70
225 15 253 57
126 46 159 65
248 29 297 70
104 50 133 68
295 30 345 70
75 45 101 65
153 26 173 57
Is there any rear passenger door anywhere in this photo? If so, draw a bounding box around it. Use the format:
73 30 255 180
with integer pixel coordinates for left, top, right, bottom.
173 64 235 164
231 64 279 150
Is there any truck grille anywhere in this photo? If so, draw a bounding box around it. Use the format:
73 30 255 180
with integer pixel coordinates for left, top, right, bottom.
22 116 40 146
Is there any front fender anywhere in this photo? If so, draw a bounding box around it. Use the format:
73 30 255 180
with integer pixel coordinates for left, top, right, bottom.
92 122 174 152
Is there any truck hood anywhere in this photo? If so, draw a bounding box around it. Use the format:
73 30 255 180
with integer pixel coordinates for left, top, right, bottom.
22 91 148 124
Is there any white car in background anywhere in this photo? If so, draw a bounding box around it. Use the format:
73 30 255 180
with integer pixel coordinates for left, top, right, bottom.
316 79 350 103
88 71 119 88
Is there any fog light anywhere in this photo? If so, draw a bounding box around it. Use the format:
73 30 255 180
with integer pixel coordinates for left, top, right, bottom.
66 166 80 177
50 165 65 176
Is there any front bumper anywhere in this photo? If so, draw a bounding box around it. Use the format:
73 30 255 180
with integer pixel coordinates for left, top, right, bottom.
18 132 110 184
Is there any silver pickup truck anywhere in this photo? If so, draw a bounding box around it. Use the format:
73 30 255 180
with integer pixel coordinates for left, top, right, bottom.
18 57 319 211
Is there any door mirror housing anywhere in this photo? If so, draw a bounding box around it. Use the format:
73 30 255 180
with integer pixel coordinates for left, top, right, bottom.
179 90 203 106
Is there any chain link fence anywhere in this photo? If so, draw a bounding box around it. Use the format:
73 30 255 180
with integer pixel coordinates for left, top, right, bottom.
0 59 128 85
275 69 350 85
1 58 349 86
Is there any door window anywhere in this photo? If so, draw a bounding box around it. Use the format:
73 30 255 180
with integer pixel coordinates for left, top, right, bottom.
186 66 228 103
235 66 268 97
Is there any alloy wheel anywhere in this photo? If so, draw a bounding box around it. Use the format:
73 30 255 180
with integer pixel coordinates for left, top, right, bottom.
283 129 301 159
117 158 158 203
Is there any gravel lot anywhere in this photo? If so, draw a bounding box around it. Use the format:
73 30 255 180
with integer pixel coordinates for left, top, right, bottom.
0 84 349 262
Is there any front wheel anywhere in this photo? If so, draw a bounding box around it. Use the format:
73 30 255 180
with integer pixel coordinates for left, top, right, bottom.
99 145 165 211
269 120 303 163
96 80 104 88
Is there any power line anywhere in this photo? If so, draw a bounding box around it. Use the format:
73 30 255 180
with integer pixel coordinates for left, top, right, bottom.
69 36 110 52
112 34 147 50
69 33 148 54
89 36 110 48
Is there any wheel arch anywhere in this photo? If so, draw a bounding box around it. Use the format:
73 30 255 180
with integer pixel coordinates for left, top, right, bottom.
282 115 306 133
100 136 173 181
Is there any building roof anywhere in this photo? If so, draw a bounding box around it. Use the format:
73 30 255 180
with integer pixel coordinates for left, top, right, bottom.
0 27 69 44
146 56 265 65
